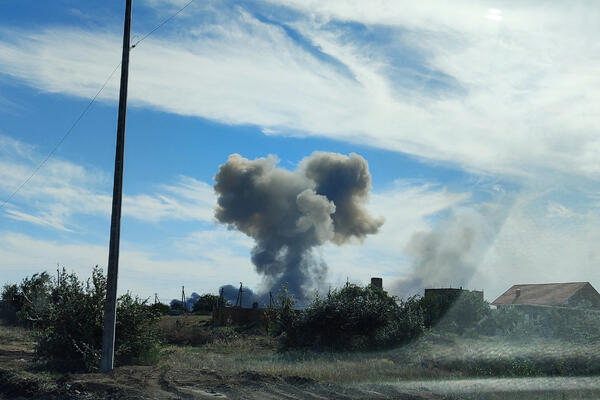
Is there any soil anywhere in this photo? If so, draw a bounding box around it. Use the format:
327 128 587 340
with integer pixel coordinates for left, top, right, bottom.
0 327 440 400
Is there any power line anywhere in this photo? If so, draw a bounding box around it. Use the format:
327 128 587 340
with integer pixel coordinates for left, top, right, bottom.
0 62 121 211
0 0 197 211
131 0 196 49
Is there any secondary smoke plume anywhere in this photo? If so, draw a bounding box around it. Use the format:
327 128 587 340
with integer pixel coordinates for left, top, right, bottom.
214 152 383 300
392 208 500 298
219 284 259 308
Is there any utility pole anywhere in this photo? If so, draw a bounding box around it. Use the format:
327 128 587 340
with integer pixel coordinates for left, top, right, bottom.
182 286 187 312
101 0 132 373
235 282 243 307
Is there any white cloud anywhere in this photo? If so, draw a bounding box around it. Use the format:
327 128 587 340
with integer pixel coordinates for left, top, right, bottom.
0 230 257 300
123 176 215 223
0 135 215 230
546 202 578 219
1 3 599 179
4 209 72 232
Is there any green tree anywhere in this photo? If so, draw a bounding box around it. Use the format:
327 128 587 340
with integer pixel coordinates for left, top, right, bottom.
192 294 221 314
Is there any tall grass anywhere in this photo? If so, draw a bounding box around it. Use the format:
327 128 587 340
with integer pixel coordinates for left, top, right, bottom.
164 330 600 383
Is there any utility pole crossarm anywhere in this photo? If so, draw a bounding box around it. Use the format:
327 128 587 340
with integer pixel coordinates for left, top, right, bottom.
101 0 132 374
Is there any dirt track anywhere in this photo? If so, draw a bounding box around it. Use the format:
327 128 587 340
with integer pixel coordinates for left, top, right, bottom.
1 363 440 400
59 366 440 400
0 331 437 400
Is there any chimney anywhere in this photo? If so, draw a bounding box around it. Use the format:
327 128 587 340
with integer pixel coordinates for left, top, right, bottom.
371 277 383 289
515 288 521 298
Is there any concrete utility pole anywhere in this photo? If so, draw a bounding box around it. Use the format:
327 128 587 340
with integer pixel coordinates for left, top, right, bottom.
101 0 132 373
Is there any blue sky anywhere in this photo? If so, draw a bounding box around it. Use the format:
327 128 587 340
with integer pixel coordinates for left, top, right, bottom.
2 0 600 302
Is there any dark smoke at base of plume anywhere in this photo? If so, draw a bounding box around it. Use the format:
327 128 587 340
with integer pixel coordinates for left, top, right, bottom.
214 152 383 301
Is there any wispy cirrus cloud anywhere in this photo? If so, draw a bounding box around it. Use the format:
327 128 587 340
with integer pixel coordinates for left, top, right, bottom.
1 2 598 179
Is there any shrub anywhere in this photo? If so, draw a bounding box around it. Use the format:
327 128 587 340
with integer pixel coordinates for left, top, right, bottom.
115 293 162 366
276 283 420 350
192 294 222 314
35 268 106 371
395 295 425 342
436 291 491 334
169 299 186 313
4 267 161 372
1 273 53 326
149 302 171 315
0 284 19 324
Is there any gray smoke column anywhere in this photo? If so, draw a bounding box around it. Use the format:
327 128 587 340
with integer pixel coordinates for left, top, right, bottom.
214 152 383 299
392 208 502 298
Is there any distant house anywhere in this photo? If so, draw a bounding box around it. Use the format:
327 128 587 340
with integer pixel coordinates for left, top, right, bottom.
492 282 600 309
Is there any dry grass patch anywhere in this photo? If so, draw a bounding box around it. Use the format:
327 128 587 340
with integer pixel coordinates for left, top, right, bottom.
164 330 600 384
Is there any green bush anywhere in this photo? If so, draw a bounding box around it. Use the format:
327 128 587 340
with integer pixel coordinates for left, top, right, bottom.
192 294 222 314
418 291 490 333
436 292 491 334
2 267 162 372
476 304 600 342
0 284 19 324
1 273 53 326
115 293 162 366
275 283 423 350
149 302 171 316
395 295 426 342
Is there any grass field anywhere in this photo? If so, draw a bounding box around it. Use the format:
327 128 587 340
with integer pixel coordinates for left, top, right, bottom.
164 329 600 383
2 317 600 399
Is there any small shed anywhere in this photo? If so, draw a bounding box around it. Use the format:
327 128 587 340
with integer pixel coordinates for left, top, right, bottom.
492 282 600 309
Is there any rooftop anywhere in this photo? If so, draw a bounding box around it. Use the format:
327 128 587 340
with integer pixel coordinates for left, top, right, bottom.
492 282 592 306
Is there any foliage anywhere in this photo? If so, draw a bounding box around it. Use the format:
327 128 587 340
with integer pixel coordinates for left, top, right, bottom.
149 302 171 315
434 291 491 334
395 295 426 342
417 290 490 334
2 267 161 371
0 284 19 324
1 273 53 326
192 294 222 314
273 285 298 337
170 299 186 312
114 293 162 365
478 305 600 342
274 283 423 350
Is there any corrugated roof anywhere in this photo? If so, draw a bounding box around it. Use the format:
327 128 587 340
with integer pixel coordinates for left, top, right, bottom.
492 282 591 306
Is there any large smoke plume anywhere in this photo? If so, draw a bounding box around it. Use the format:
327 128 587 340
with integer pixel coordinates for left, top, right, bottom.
214 152 383 300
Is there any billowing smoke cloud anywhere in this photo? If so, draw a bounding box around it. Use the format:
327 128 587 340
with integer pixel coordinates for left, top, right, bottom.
392 207 503 298
214 152 383 300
